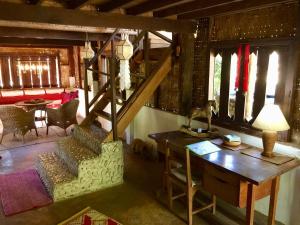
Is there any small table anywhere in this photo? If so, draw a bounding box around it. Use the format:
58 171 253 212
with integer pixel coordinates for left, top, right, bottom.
149 130 300 225
15 100 53 122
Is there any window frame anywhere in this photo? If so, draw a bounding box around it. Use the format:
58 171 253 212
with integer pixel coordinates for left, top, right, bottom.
207 39 295 141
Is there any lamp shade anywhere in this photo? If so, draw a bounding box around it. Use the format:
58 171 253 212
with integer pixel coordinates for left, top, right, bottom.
116 38 133 60
252 104 290 132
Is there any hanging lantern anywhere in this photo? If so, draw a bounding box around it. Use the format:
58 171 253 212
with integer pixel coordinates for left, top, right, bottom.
83 41 95 59
116 34 133 90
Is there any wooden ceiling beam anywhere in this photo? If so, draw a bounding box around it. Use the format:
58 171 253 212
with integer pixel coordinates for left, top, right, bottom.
0 27 110 41
178 0 297 19
64 0 89 9
0 2 196 33
153 0 241 17
126 0 184 15
24 0 40 5
96 0 134 12
0 37 85 47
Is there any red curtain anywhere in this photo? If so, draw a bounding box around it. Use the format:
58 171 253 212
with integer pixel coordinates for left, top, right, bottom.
235 44 250 92
235 45 242 90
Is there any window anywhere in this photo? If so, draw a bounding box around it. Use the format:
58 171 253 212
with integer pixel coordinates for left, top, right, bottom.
208 43 292 140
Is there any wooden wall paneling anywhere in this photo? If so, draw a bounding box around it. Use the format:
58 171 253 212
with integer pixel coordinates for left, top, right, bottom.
68 47 75 77
154 0 234 18
31 61 40 88
11 57 21 88
179 0 298 20
179 33 194 115
22 70 32 88
192 18 210 107
57 54 62 87
1 56 11 88
50 56 57 87
209 3 297 42
290 2 300 144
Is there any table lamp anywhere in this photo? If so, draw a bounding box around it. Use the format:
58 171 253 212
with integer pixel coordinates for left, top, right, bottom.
252 104 290 157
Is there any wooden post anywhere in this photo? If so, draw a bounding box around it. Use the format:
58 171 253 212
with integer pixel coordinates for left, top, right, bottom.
77 46 82 88
179 33 194 115
110 40 118 141
68 46 75 77
144 31 150 77
84 58 89 117
91 41 99 82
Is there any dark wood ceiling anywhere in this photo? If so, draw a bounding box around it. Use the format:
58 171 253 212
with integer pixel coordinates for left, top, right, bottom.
22 0 296 19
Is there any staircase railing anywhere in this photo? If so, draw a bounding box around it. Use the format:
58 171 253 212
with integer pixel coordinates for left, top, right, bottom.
83 28 119 116
83 29 174 141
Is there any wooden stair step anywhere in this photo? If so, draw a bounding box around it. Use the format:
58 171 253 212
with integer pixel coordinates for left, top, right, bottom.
94 111 111 120
37 152 75 197
56 137 98 176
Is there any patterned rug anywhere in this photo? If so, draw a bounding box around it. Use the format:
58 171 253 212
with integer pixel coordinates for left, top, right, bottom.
0 169 53 216
58 207 122 225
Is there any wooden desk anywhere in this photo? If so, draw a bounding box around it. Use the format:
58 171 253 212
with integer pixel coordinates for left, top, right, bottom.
149 131 300 225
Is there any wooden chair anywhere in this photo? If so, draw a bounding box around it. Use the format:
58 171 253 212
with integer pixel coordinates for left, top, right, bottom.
0 105 38 143
46 99 79 136
165 140 216 225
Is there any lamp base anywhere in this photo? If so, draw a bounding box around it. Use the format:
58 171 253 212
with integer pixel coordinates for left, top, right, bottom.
261 131 277 158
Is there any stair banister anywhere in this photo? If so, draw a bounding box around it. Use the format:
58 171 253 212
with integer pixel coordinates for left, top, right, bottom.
110 40 118 141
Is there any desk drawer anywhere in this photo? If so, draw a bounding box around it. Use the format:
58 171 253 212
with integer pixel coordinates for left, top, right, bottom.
203 173 241 206
203 163 248 208
204 163 240 186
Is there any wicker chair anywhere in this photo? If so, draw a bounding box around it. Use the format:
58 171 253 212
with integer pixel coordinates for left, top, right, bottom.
46 99 79 136
0 106 38 143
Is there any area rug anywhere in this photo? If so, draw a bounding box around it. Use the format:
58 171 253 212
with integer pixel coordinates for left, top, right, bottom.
58 207 122 225
0 169 53 216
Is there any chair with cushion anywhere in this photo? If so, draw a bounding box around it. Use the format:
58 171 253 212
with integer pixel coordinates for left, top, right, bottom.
0 106 38 143
165 140 216 225
46 99 79 136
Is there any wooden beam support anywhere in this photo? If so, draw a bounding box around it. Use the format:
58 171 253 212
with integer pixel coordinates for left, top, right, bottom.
63 0 88 9
110 41 118 141
96 0 134 12
179 33 194 115
25 0 39 5
0 37 85 47
0 27 110 41
153 0 240 17
0 2 196 33
178 0 296 19
84 58 89 117
126 0 184 15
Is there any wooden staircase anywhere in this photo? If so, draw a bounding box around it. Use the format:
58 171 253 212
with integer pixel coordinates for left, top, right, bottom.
82 47 172 141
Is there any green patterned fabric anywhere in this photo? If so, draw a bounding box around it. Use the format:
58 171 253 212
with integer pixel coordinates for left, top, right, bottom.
37 125 124 202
